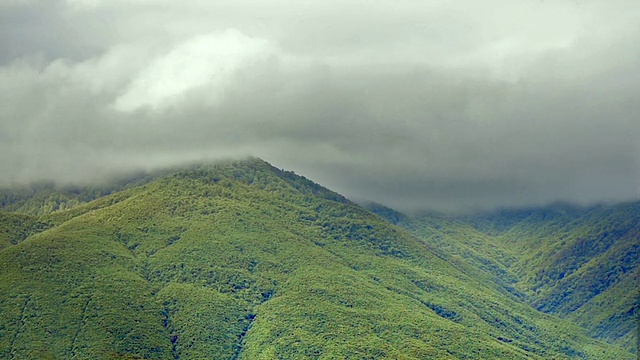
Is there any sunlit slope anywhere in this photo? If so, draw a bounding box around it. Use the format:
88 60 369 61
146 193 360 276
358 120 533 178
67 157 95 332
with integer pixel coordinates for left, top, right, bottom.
0 160 633 359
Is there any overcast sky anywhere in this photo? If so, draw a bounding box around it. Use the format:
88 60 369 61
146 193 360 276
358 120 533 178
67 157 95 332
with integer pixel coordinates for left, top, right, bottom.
1 0 639 212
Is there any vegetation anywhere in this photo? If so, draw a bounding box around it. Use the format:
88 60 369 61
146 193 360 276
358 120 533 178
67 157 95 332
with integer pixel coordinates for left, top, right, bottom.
371 202 639 354
497 203 639 351
0 159 636 359
0 212 51 250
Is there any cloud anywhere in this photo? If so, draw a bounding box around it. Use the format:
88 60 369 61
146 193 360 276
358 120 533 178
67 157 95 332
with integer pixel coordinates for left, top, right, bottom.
114 29 277 112
1 0 639 212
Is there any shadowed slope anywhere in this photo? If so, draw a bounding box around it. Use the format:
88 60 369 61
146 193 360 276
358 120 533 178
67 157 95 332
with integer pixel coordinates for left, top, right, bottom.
375 202 639 354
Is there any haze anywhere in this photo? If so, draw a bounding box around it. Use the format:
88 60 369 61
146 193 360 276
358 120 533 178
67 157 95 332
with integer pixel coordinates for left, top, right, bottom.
1 0 639 212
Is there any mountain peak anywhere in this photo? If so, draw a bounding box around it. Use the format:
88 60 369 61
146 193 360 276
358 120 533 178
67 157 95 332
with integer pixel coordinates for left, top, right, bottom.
0 161 636 359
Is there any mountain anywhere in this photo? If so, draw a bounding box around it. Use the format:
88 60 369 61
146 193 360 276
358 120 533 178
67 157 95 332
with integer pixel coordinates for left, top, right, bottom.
495 203 639 351
370 202 639 354
0 172 160 216
0 159 635 359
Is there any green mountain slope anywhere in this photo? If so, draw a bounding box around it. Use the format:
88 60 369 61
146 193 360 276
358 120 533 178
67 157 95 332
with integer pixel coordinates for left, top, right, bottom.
0 212 51 250
373 203 639 354
366 203 522 298
0 159 634 359
0 172 158 216
497 203 639 351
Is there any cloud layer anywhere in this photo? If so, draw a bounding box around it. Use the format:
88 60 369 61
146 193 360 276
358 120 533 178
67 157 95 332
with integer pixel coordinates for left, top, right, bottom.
1 0 639 212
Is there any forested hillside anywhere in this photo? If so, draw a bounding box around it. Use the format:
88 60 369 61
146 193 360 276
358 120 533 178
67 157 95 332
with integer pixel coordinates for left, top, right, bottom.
370 202 639 354
0 159 635 359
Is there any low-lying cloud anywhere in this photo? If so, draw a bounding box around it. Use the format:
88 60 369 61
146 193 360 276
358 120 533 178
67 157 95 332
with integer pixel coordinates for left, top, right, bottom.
1 0 638 212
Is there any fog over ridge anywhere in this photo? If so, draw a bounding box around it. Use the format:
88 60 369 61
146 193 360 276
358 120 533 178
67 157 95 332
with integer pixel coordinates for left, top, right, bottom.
1 0 638 212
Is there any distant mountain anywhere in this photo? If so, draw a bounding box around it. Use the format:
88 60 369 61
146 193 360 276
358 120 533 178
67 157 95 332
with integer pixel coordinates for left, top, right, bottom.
370 202 639 354
0 159 635 359
0 171 162 216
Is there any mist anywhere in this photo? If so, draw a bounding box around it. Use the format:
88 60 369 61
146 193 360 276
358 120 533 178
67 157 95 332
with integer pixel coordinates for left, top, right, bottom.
1 0 638 212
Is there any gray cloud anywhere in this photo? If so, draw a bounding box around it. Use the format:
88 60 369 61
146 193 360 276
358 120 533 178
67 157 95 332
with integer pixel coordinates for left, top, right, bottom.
1 0 639 212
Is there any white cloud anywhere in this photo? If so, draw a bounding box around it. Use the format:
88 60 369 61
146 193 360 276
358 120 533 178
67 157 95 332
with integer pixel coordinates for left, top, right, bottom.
1 0 639 210
113 29 276 112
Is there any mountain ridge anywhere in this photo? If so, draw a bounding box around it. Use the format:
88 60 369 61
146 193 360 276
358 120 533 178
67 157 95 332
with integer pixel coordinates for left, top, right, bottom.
0 159 636 359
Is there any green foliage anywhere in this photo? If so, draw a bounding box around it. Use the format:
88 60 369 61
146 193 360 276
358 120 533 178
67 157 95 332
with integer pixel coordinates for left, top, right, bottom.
157 283 251 359
0 159 635 359
0 171 160 216
385 202 639 354
497 203 639 352
0 212 51 250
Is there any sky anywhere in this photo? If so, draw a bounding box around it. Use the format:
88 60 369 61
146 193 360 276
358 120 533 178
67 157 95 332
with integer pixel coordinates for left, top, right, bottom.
1 0 639 212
